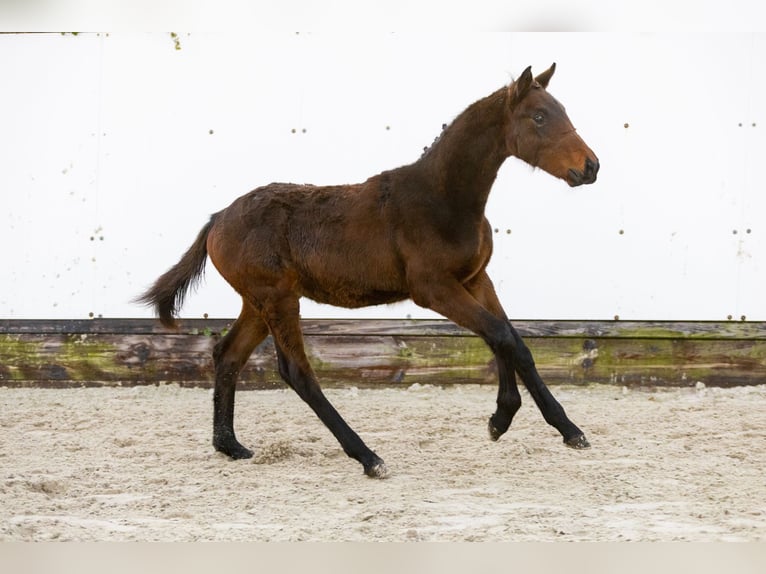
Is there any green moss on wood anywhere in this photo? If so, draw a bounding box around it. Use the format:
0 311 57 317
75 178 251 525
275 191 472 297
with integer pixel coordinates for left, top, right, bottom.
0 334 135 382
2 323 765 388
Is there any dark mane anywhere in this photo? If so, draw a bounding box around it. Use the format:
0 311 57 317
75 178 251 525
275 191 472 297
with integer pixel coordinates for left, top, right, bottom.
419 86 508 161
420 123 449 159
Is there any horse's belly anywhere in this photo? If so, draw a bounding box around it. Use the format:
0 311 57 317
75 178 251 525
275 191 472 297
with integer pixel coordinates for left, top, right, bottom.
297 275 409 309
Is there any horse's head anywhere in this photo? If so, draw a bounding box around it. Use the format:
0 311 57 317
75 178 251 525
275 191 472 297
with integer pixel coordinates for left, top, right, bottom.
507 63 599 187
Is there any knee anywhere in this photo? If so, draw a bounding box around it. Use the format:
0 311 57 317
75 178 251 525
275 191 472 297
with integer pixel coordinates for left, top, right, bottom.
489 323 517 356
491 325 535 369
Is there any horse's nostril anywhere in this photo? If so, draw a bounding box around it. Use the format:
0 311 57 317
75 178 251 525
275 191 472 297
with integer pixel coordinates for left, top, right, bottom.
585 158 599 181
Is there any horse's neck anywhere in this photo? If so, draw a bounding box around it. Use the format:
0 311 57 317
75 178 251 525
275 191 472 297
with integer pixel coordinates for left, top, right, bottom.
417 89 510 216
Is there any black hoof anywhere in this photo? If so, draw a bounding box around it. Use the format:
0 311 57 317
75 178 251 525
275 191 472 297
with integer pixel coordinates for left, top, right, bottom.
214 437 254 460
565 434 591 450
488 418 502 442
364 457 390 479
488 412 512 441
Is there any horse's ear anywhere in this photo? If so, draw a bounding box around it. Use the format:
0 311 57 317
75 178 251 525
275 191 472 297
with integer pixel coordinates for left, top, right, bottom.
509 66 534 107
535 62 556 89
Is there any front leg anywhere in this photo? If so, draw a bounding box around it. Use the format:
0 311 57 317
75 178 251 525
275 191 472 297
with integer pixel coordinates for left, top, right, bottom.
488 366 521 442
466 272 589 448
414 271 589 449
504 323 590 448
464 273 523 441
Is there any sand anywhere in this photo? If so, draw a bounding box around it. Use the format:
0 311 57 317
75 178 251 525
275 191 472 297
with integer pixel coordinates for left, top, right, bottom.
1 382 765 541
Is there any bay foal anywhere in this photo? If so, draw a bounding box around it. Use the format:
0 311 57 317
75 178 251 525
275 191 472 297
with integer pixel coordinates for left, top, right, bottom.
139 64 599 477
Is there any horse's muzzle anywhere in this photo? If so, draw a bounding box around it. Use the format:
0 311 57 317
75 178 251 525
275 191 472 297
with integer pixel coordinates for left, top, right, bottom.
567 157 599 187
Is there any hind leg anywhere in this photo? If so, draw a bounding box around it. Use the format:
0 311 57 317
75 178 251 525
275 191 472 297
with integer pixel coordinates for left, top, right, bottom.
212 301 269 459
264 294 388 477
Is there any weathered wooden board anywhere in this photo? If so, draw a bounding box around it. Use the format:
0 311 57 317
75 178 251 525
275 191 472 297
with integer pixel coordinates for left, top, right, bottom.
1 319 764 388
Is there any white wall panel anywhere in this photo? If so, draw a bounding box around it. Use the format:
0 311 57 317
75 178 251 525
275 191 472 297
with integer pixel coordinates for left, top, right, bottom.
1 33 763 320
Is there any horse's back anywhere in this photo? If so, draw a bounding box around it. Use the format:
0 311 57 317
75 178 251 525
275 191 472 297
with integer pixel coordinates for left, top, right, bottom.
209 178 410 308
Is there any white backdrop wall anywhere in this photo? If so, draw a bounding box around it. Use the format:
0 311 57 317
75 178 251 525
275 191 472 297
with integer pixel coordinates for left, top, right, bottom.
1 32 763 321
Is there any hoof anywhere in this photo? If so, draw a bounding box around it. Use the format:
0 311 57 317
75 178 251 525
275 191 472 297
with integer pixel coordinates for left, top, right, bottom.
488 419 502 442
364 460 390 479
565 434 591 450
214 439 254 460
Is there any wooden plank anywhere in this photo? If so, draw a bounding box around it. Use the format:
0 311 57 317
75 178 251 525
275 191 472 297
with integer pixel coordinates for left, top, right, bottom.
1 319 765 388
2 318 765 339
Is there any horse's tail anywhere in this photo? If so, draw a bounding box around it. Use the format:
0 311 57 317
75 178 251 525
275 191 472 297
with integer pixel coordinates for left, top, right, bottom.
135 213 219 329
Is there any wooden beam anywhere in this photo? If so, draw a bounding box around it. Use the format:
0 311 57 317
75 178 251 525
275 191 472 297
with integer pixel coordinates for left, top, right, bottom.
1 319 764 388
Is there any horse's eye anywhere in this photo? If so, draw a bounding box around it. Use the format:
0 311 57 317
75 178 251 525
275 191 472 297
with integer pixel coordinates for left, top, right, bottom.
533 112 545 125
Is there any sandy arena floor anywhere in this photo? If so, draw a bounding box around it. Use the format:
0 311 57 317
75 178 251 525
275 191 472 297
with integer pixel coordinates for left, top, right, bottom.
1 383 765 541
